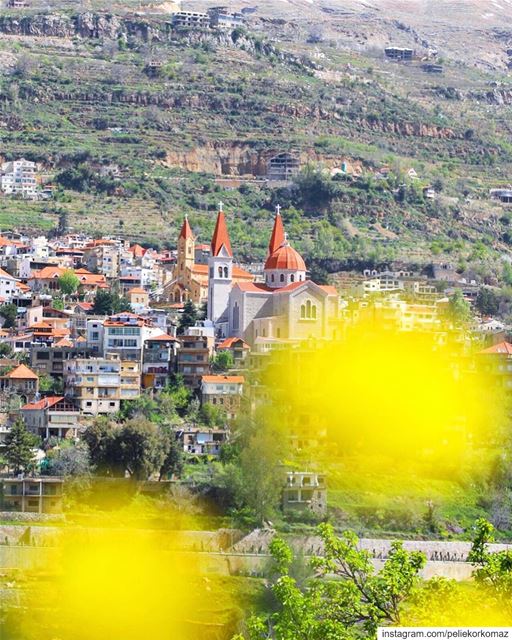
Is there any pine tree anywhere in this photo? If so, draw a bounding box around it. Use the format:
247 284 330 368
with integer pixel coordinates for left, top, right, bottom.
4 418 37 474
177 300 197 335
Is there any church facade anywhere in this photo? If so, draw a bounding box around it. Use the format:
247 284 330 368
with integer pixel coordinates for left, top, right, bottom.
206 207 340 345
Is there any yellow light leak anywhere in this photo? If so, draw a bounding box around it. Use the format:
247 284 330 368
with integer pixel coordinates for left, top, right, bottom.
265 323 503 471
3 518 241 640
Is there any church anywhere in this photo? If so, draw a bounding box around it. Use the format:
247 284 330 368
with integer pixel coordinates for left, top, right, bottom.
206 206 340 346
165 213 253 304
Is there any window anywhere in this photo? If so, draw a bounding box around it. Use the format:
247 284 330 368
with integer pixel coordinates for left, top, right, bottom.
218 266 223 278
280 273 284 282
290 274 295 282
271 274 275 282
300 304 305 319
301 300 317 320
224 266 228 278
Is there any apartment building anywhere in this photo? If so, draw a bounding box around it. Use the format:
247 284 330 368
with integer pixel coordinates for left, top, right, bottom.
200 374 245 421
103 313 162 362
142 334 178 390
65 354 122 415
177 328 214 388
1 477 63 514
0 159 38 198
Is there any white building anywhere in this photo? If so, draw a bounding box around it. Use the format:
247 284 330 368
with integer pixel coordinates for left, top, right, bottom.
1 159 38 198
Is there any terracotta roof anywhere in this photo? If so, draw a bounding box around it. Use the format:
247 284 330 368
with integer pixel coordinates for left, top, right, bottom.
201 375 245 384
195 243 209 250
264 242 306 271
28 321 52 329
146 333 177 342
479 341 512 355
0 267 16 281
75 302 93 311
210 211 232 258
22 396 64 411
128 287 147 295
179 217 194 241
319 285 338 295
218 336 250 350
235 282 273 293
129 243 146 258
30 266 64 279
268 211 285 257
17 282 30 292
54 337 74 347
3 363 38 380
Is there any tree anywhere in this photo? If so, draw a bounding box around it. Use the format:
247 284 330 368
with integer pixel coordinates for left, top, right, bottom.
44 443 91 477
159 427 184 480
235 524 426 640
445 289 471 327
211 351 234 372
83 417 121 477
4 418 37 474
178 300 197 334
239 425 286 525
58 269 80 298
468 518 512 616
92 289 131 315
0 303 17 329
115 418 166 481
475 287 500 317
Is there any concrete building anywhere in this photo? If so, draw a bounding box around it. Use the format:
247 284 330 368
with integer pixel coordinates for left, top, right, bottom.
21 396 81 440
103 313 162 362
177 330 214 389
1 477 63 514
179 426 228 456
142 334 178 390
267 153 300 182
0 159 37 198
283 471 327 517
64 354 123 415
172 11 210 28
384 47 414 61
200 374 244 421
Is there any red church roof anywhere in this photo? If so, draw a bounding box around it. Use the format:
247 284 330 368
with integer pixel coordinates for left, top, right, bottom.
211 211 232 257
179 216 194 240
268 211 285 257
265 242 306 272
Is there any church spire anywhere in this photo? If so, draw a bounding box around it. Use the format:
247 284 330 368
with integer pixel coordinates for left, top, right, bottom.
179 215 194 240
268 204 285 256
211 207 233 257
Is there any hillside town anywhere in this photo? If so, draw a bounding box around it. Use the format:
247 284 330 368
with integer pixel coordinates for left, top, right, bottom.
0 199 507 516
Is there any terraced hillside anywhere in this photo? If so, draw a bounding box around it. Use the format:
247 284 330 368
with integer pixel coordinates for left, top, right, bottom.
0 0 512 280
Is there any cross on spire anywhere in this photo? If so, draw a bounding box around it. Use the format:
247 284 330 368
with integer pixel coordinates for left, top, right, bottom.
276 204 281 215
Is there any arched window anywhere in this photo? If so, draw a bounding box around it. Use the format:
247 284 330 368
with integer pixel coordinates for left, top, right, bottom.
312 305 317 319
300 304 306 319
271 274 275 282
218 266 223 278
306 300 311 318
224 266 228 278
290 274 295 282
280 273 284 282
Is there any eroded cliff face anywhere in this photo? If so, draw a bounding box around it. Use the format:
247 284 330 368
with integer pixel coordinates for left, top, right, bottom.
163 142 361 175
